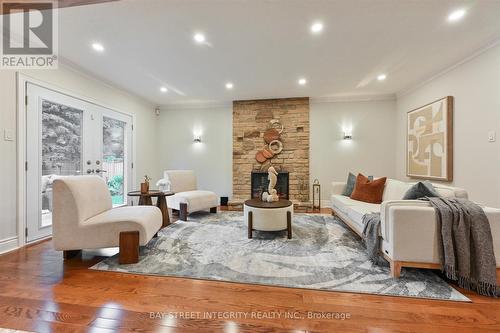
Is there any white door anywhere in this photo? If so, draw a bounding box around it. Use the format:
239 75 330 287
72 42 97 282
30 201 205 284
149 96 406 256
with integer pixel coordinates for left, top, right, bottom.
25 83 133 242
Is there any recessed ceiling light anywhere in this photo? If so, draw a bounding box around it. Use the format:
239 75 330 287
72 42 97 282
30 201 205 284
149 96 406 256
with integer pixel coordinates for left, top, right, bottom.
225 82 234 90
160 87 168 93
194 33 206 43
298 78 307 85
311 22 323 33
377 74 387 81
448 8 466 22
91 43 104 52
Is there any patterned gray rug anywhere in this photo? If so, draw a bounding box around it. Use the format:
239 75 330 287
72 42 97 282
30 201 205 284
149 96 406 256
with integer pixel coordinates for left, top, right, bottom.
91 212 469 301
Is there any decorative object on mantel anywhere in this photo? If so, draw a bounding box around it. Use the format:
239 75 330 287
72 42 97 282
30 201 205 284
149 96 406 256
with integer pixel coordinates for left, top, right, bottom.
407 96 453 181
156 178 169 192
263 128 280 143
261 166 280 202
312 178 321 211
251 170 289 200
255 151 267 163
268 140 283 155
141 175 152 194
255 119 284 164
262 148 274 159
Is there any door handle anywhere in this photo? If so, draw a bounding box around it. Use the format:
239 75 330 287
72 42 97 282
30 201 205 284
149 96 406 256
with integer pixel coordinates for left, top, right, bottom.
95 169 107 174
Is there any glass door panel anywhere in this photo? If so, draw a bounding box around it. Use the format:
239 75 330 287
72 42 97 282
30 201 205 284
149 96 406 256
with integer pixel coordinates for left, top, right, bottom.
102 116 126 206
41 100 84 227
26 83 91 242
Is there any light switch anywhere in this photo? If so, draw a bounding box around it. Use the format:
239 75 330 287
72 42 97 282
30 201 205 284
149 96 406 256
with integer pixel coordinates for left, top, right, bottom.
488 131 496 143
4 129 14 141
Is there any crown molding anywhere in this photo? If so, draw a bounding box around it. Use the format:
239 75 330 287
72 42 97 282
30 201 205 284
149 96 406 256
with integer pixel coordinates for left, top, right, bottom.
397 38 500 98
159 100 232 111
310 94 396 104
159 93 396 111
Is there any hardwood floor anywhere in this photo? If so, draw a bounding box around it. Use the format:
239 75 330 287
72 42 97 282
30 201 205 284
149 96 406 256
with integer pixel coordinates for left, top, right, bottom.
1 209 499 333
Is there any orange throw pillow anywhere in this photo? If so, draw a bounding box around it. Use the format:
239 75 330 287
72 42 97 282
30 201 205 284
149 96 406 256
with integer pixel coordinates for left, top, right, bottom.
350 174 387 204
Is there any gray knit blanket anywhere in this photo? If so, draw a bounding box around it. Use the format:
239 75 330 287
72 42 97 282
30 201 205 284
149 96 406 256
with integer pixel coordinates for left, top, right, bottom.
424 197 498 297
361 213 385 266
361 198 499 296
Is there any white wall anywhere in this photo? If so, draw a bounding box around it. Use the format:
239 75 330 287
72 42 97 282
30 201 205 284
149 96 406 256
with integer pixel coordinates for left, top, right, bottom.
158 105 233 197
158 99 398 202
310 99 398 201
0 64 160 253
396 44 500 207
0 71 18 252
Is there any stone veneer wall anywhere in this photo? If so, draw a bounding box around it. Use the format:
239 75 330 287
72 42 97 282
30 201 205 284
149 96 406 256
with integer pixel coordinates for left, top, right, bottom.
232 97 310 202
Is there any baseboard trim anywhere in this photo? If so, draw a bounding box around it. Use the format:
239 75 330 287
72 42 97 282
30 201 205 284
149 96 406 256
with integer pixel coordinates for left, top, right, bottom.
0 237 19 255
320 199 330 208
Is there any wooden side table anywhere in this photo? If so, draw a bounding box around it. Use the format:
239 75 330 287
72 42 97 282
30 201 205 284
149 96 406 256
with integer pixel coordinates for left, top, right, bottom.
127 190 174 228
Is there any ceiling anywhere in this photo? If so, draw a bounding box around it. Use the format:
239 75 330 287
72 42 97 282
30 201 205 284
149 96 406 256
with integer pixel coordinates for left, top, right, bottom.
57 0 500 106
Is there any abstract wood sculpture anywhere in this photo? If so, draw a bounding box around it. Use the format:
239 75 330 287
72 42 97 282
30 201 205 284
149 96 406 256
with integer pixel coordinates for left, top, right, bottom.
255 120 284 164
263 128 280 143
255 151 267 163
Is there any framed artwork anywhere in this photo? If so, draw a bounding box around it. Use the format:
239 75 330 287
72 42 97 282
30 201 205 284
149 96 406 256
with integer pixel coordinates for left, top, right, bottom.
407 96 453 181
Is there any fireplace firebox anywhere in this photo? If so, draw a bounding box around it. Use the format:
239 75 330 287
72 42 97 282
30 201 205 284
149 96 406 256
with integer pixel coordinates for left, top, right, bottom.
251 171 289 200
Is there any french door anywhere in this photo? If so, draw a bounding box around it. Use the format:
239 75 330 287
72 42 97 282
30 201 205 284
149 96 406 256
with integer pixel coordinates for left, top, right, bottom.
25 83 133 242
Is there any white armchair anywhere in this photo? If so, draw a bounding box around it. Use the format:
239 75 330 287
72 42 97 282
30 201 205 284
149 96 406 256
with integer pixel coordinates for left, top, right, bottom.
159 170 218 221
53 176 162 264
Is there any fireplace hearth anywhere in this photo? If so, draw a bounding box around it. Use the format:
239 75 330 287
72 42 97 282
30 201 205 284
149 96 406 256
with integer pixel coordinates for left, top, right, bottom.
251 171 289 200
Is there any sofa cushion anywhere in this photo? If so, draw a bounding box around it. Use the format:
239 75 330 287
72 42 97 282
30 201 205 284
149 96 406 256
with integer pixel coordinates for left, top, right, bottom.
82 206 162 247
432 184 468 198
382 179 412 201
350 174 387 204
346 202 381 226
402 181 440 200
331 195 357 214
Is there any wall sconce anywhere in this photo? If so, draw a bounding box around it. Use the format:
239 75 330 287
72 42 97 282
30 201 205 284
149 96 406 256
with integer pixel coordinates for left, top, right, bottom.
193 135 202 143
343 129 352 140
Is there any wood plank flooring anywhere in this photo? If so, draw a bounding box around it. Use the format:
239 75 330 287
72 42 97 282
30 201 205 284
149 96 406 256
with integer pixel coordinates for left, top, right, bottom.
1 208 499 332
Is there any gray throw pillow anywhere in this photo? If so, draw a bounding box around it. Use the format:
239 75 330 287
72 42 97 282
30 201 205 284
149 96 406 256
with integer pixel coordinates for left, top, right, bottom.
402 181 440 200
342 172 373 196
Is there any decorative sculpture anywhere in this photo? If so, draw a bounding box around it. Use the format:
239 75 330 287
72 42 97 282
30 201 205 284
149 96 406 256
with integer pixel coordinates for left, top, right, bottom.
261 166 280 202
255 119 284 164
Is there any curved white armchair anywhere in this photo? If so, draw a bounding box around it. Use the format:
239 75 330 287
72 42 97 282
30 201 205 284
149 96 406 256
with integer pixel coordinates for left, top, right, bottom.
159 170 218 221
53 176 162 264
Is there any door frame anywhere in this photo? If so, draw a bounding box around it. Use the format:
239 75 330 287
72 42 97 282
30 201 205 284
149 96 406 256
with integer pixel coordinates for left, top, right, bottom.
16 72 137 247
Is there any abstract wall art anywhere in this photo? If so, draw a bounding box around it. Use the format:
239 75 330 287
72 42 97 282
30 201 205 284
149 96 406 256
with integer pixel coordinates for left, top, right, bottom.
407 96 453 181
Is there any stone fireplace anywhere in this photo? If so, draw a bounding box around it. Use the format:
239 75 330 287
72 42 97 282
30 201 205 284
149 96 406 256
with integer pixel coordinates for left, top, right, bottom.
231 97 310 209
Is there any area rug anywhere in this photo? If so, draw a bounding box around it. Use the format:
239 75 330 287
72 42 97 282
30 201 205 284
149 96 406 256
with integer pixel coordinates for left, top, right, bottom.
91 212 469 301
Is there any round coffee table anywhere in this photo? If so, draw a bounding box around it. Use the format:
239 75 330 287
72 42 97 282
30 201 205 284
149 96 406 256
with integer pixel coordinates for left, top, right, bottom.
127 190 174 228
244 198 293 239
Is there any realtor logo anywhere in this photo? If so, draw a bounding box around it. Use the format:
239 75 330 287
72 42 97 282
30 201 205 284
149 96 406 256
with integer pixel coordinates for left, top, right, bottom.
1 0 58 68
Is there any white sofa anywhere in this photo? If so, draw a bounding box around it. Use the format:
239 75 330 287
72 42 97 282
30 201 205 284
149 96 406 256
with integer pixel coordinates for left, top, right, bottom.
159 170 218 221
331 178 500 277
53 176 162 264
